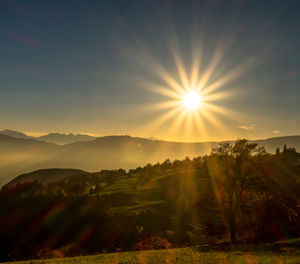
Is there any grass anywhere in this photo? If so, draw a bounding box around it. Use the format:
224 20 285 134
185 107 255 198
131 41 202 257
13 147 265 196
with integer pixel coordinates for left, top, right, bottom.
3 172 299 264
112 200 164 213
94 171 169 211
3 247 300 264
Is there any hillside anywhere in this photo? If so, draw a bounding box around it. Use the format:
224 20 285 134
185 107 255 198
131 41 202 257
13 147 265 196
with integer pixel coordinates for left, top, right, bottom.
0 135 59 186
0 134 299 186
6 168 91 187
0 144 299 262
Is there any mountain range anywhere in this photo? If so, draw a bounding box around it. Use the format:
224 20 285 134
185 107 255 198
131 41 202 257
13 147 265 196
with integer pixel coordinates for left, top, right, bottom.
0 129 299 187
0 129 95 144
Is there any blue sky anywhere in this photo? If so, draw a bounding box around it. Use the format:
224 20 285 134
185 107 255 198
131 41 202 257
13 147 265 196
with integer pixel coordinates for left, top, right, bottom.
0 0 299 141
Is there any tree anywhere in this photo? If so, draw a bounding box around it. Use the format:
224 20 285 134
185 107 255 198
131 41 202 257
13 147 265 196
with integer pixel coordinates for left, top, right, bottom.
209 139 264 243
162 159 172 170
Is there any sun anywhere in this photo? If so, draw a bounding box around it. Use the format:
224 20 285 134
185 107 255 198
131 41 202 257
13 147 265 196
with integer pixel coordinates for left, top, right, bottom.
183 91 202 110
135 35 251 141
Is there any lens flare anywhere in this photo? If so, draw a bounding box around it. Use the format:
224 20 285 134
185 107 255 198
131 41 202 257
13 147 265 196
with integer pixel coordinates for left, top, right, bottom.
132 26 256 141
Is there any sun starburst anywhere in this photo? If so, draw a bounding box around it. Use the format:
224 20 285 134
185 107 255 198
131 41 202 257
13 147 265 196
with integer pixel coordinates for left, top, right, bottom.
132 35 255 141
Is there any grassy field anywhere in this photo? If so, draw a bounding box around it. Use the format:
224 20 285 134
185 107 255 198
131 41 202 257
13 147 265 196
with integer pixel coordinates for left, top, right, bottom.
3 247 300 264
2 169 299 264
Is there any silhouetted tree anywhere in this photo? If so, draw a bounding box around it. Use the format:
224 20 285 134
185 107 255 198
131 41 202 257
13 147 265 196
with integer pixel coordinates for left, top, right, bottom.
210 139 264 243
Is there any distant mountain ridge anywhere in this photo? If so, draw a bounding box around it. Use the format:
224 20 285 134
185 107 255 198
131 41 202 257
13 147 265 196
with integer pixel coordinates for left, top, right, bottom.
0 129 34 140
0 131 299 187
0 129 96 144
38 132 95 144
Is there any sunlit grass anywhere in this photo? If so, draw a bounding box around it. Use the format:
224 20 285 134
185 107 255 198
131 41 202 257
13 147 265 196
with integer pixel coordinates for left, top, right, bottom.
3 247 300 264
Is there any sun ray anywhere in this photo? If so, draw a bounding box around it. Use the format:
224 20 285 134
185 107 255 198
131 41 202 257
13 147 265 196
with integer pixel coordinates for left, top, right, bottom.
203 103 238 121
190 37 204 90
142 100 181 111
190 53 200 89
197 48 224 90
202 60 254 96
139 31 253 141
165 19 191 91
169 110 187 137
138 50 185 94
152 85 184 100
203 91 232 102
182 111 194 140
159 70 185 94
200 109 222 130
141 106 182 133
171 47 190 91
194 111 208 139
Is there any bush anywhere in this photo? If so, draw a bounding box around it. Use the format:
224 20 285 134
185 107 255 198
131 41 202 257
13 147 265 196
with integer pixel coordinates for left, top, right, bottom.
35 248 63 259
59 244 86 257
134 236 172 251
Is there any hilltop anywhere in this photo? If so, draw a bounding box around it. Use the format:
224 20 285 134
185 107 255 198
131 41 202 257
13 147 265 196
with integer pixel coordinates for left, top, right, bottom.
6 168 90 187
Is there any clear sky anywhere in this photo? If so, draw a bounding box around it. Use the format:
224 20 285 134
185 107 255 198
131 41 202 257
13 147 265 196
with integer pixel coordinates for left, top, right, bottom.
1 0 299 142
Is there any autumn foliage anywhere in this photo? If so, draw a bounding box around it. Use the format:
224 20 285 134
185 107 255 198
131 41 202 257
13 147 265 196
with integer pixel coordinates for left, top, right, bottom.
134 237 172 251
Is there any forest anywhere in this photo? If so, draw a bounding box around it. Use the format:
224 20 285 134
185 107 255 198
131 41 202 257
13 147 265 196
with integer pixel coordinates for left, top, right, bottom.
0 140 299 262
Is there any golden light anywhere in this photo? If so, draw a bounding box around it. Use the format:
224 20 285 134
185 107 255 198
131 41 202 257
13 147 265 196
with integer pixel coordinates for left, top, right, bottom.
183 91 202 111
133 33 255 141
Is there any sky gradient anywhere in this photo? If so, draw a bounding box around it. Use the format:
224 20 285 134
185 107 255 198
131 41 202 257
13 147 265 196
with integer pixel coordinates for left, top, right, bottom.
1 0 299 142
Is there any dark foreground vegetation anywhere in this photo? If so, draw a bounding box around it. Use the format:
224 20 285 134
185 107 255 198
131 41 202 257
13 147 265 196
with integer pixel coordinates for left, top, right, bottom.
0 140 299 262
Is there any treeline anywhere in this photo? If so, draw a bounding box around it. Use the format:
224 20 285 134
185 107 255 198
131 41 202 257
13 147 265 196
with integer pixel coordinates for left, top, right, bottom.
0 140 299 261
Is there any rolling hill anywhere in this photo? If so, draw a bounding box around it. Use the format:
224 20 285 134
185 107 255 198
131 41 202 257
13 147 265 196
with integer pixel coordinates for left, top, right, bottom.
0 134 299 187
6 168 91 187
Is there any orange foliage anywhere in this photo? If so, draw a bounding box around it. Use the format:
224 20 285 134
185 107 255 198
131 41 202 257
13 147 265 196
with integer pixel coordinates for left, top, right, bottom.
134 237 172 251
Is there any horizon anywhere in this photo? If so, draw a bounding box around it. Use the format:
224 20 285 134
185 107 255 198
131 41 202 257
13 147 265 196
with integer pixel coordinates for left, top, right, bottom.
1 127 299 144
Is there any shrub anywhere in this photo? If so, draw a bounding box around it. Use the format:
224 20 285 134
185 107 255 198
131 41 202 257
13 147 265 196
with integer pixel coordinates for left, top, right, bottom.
59 244 86 257
35 248 63 259
134 236 172 251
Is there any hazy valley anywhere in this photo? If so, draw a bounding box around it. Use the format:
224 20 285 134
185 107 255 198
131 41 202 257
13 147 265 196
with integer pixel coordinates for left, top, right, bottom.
0 130 299 186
